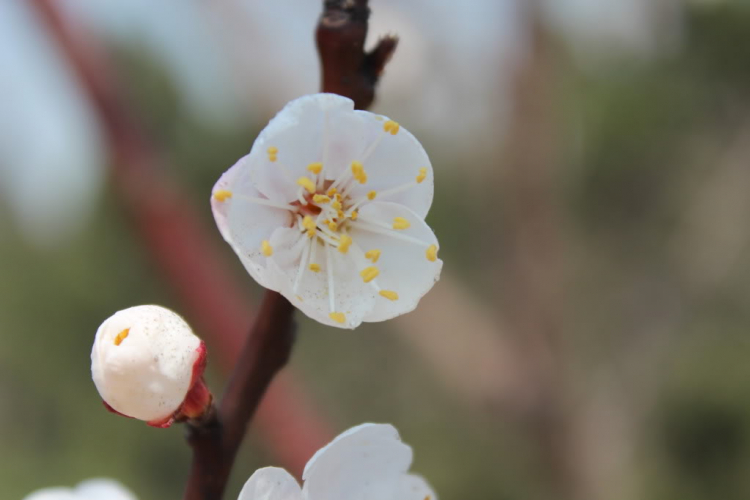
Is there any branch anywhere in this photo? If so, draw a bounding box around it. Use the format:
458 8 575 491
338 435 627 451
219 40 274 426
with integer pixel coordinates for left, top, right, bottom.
316 0 398 109
183 292 296 500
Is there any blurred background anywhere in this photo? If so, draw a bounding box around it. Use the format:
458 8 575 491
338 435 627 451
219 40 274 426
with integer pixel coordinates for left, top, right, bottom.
2 0 750 499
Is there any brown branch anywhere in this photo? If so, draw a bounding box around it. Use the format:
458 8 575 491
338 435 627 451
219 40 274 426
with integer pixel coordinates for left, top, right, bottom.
183 292 296 500
316 0 398 109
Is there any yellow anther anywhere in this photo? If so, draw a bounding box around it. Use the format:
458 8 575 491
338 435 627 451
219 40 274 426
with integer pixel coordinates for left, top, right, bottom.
213 190 233 202
350 210 359 220
379 290 399 301
307 229 316 238
426 244 438 262
327 221 338 231
364 249 381 263
297 177 316 194
327 187 338 197
313 194 331 204
307 162 323 174
302 216 316 231
114 328 130 346
261 240 273 257
416 167 428 184
331 199 342 210
367 190 377 200
360 266 380 283
392 217 410 230
267 147 278 162
338 234 352 254
329 312 346 324
351 161 368 184
337 210 345 219
383 120 400 135
351 161 364 176
309 263 321 272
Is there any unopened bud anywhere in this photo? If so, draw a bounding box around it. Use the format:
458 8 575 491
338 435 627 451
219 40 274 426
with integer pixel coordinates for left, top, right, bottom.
91 305 212 428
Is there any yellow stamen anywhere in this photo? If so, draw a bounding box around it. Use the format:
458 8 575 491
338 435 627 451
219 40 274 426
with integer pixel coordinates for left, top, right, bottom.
416 167 428 184
383 120 400 135
309 263 321 272
338 234 352 254
327 187 338 197
337 210 345 219
364 249 381 263
351 161 368 184
213 190 232 202
261 240 273 257
360 266 380 283
313 194 331 204
367 190 377 200
331 199 342 211
267 147 278 162
297 177 316 194
329 312 346 324
350 210 359 220
351 161 363 176
114 328 130 346
379 290 399 301
303 216 316 231
392 217 410 230
426 244 438 262
307 162 323 174
327 221 338 231
303 216 317 238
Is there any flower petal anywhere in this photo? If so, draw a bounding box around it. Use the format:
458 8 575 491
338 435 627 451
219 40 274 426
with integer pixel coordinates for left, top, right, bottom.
302 423 413 500
211 154 294 290
75 479 138 500
22 490 77 500
267 228 377 329
238 467 301 500
248 94 364 202
345 112 433 219
395 474 438 500
349 202 442 323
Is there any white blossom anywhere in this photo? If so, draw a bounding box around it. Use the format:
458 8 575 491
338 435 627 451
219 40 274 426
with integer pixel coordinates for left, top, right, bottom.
212 94 442 329
23 478 137 500
90 305 209 427
238 423 437 500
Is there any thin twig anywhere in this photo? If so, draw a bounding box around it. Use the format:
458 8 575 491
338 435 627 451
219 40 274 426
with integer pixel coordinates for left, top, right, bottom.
316 0 398 110
183 292 296 500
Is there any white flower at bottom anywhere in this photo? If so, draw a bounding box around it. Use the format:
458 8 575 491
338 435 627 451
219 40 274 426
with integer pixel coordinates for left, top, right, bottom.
90 305 211 427
238 423 437 500
23 478 137 500
211 94 443 329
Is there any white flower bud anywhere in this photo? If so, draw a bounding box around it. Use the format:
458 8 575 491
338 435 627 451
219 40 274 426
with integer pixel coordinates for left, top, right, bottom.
23 478 137 500
91 305 210 427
